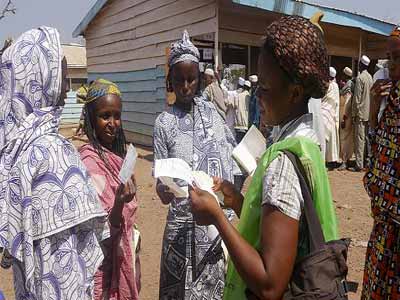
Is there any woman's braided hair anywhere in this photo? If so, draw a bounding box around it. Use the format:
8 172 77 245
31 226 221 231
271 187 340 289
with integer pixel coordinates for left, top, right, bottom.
263 15 330 99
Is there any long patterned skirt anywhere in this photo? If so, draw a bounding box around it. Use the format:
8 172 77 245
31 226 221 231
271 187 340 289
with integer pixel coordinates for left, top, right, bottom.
159 211 225 300
362 219 400 299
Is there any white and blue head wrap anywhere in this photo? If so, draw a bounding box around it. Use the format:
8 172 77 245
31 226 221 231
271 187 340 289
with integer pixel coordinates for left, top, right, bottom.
0 26 108 288
168 30 200 67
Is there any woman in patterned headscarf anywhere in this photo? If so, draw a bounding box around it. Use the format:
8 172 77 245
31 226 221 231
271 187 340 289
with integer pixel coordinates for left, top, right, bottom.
154 30 239 299
0 27 108 299
362 26 400 300
190 15 338 299
79 79 140 300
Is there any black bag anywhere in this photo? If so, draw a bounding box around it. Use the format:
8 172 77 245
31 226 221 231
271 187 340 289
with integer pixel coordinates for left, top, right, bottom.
245 151 355 300
283 150 352 300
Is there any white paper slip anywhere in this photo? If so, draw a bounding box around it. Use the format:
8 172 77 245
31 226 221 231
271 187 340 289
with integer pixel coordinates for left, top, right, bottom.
232 125 266 175
192 171 224 204
154 158 223 204
154 158 194 184
119 144 138 184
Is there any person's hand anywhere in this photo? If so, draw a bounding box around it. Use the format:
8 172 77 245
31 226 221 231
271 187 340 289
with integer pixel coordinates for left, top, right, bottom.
190 186 224 226
156 180 175 205
370 79 392 127
212 177 239 208
116 178 136 204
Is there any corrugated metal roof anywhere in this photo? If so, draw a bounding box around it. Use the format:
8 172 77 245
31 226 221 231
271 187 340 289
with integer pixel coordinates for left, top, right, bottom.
73 0 396 37
62 44 87 68
233 0 396 36
300 0 397 27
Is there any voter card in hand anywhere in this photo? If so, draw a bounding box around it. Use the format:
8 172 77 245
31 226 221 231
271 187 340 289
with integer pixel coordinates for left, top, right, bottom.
154 158 193 183
119 144 138 184
191 171 224 205
154 158 193 198
158 176 189 198
154 158 223 204
232 125 266 175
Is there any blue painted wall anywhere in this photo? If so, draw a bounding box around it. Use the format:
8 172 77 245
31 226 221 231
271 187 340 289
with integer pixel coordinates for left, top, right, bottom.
61 91 84 123
88 65 167 139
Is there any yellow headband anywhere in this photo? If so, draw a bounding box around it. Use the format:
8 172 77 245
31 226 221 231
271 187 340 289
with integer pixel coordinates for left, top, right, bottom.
84 78 121 104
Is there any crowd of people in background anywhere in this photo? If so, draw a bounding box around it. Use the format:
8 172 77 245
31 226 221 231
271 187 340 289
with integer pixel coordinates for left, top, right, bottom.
1 12 400 300
316 54 384 173
200 46 382 176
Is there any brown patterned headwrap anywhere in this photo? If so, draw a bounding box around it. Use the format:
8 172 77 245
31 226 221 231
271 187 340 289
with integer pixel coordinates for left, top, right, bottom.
263 15 330 99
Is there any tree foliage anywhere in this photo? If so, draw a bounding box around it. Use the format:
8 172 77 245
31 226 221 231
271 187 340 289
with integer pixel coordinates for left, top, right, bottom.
0 0 16 21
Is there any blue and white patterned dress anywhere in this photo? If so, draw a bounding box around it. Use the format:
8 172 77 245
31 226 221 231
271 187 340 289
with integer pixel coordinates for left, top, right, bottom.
0 27 109 299
154 96 237 299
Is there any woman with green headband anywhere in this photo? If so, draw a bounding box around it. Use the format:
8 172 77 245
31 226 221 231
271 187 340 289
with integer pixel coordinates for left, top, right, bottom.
79 79 140 300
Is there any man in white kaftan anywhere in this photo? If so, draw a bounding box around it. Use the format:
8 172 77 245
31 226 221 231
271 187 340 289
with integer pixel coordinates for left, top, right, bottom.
321 67 340 164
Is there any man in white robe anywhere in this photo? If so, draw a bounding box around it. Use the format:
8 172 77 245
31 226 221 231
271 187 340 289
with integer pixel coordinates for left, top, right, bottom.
321 67 340 166
338 67 354 170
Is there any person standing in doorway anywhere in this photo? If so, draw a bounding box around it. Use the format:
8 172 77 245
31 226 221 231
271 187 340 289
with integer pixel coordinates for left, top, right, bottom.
203 68 227 121
321 67 340 168
352 55 373 171
338 67 355 171
248 75 260 128
234 79 251 143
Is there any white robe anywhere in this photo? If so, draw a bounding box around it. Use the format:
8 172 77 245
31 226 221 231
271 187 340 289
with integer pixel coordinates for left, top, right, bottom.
321 80 340 162
221 83 237 136
308 98 326 160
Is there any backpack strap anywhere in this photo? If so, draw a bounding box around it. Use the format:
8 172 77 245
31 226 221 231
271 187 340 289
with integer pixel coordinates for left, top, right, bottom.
282 150 325 252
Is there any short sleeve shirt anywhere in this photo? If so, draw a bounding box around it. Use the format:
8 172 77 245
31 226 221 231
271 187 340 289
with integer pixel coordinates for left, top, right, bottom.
262 114 319 220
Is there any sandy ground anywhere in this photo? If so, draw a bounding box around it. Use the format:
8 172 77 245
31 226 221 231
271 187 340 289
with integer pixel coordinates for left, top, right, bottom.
0 144 371 300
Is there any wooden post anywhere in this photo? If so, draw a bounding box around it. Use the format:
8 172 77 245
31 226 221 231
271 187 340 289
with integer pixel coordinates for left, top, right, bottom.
359 33 362 60
214 4 219 72
248 45 251 76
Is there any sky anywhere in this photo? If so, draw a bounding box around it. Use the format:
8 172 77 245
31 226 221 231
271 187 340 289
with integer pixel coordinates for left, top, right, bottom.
0 0 97 44
0 0 399 45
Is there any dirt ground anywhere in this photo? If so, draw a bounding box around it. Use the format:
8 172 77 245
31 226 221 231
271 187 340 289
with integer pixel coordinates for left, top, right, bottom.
0 144 371 300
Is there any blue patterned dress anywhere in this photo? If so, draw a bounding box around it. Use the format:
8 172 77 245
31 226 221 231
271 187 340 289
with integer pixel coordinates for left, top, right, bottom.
0 27 109 299
154 97 237 299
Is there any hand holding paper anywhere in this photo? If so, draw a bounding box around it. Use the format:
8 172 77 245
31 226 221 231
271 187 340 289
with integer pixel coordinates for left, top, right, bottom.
119 144 138 184
232 125 266 175
153 158 224 204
